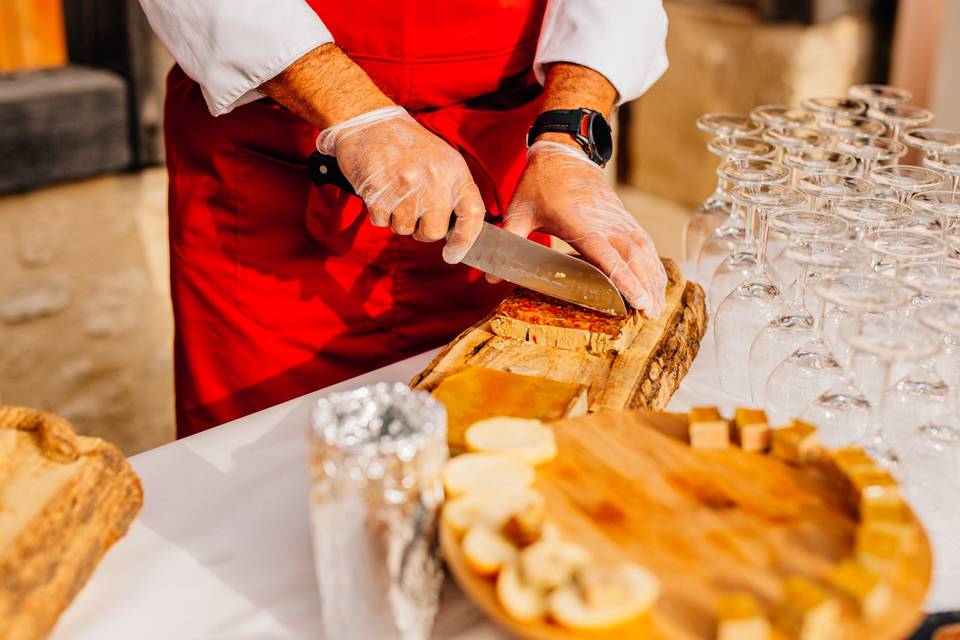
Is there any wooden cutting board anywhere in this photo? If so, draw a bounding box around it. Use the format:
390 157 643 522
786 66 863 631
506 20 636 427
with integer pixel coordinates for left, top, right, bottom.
441 410 931 640
411 258 707 414
0 406 143 639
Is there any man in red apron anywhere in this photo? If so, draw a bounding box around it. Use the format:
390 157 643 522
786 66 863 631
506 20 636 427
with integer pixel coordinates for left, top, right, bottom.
149 1 669 437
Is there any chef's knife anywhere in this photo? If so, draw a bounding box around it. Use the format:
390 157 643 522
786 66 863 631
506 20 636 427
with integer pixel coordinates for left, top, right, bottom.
307 152 628 316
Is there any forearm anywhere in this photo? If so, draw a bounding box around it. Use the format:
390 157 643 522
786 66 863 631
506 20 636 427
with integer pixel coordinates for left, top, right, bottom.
262 43 395 130
538 63 618 149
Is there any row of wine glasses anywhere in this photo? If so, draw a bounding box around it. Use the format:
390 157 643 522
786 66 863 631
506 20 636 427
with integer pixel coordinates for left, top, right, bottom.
687 85 960 560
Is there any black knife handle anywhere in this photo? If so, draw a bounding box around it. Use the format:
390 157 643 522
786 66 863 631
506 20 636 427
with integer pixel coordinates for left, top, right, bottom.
307 152 358 196
306 152 497 230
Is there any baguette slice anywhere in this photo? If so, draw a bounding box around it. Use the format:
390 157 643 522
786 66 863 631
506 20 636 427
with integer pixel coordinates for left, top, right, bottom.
465 417 557 465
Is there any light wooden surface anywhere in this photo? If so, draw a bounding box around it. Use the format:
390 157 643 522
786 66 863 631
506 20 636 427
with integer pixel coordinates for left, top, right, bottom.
442 410 931 640
411 259 707 415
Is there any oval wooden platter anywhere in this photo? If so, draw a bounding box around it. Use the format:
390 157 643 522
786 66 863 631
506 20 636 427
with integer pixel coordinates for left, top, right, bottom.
440 410 931 640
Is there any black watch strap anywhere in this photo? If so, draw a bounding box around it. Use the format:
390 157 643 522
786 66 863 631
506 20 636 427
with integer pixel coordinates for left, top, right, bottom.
526 108 613 167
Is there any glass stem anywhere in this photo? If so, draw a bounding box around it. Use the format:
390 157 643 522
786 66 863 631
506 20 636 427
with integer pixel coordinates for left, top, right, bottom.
861 157 873 179
874 360 893 444
793 262 810 309
757 208 770 275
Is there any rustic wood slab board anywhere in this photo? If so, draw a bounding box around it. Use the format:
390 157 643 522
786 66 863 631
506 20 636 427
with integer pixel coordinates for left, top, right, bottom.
441 410 931 640
0 414 142 639
410 259 707 414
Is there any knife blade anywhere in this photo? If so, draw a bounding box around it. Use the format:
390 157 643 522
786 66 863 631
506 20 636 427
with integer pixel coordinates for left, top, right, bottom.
306 152 628 316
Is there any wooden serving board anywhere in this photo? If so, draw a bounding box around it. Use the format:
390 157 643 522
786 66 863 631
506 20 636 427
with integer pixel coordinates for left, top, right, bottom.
441 410 931 640
411 259 707 414
0 407 142 639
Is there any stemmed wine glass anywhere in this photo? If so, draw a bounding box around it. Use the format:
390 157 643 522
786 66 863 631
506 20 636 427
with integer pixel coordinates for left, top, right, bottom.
910 191 960 238
848 84 912 109
869 165 944 204
797 276 911 444
714 185 806 396
837 136 907 179
800 97 867 124
902 128 960 162
863 228 947 277
764 274 906 426
762 127 824 162
750 105 815 132
703 160 792 307
685 136 778 261
867 104 934 140
834 198 913 240
750 231 857 405
883 263 960 435
686 115 767 261
784 148 858 187
925 152 960 193
840 316 941 467
818 116 887 150
797 173 873 212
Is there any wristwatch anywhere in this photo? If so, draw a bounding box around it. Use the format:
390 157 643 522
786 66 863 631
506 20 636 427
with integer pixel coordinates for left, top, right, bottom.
526 108 613 167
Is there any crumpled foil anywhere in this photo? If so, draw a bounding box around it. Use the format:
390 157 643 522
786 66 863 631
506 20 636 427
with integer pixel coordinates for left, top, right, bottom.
308 383 447 640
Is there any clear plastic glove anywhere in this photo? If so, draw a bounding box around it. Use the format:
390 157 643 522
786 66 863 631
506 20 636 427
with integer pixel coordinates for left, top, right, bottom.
316 106 485 264
500 141 667 317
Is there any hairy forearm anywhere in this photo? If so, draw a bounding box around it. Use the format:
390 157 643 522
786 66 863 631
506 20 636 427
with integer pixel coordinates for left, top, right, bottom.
262 43 394 130
538 63 618 150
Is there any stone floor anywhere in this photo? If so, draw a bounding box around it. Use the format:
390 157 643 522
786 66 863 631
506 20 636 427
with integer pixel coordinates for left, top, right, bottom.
0 168 687 455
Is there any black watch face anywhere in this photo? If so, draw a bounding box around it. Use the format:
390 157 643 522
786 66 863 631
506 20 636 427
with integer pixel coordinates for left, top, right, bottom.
591 115 614 163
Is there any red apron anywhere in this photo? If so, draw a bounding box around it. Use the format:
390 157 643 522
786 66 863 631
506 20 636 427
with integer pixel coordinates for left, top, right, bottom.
165 0 549 437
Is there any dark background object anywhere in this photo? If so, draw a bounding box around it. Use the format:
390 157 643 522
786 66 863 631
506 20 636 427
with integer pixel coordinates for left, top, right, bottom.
911 612 960 640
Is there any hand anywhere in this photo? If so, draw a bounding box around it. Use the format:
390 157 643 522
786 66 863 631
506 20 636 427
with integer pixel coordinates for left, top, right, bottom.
315 107 485 264
500 141 667 317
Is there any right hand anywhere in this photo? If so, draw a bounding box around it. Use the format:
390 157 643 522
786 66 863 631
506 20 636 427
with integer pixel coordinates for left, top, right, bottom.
316 107 486 264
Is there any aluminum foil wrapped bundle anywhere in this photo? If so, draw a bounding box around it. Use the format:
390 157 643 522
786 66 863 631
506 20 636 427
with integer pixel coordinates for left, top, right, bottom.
308 383 448 640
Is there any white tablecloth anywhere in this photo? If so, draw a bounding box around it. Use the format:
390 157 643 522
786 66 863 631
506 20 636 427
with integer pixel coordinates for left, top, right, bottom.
52 331 960 640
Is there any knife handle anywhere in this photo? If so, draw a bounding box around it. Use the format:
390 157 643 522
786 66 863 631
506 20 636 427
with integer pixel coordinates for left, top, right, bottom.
307 152 358 197
306 152 497 230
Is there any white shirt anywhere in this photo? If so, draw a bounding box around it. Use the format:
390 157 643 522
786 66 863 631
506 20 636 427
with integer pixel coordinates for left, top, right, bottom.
139 0 668 117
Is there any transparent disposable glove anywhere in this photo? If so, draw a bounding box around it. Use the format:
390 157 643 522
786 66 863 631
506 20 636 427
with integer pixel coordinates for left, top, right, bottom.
500 140 668 316
316 106 485 264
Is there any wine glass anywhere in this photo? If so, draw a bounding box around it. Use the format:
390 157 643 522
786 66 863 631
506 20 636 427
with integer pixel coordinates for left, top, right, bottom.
848 84 912 109
784 148 858 187
714 186 807 397
762 127 824 162
863 228 947 277
883 263 960 437
910 191 960 239
797 174 873 212
867 104 934 140
685 136 778 261
750 233 858 405
704 161 792 308
765 274 907 426
750 105 815 132
925 152 960 193
818 116 887 149
834 198 913 240
869 165 945 204
837 136 907 178
901 128 960 162
800 97 867 124
840 316 941 467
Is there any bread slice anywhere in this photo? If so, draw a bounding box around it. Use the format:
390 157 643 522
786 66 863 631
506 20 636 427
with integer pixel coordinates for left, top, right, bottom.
0 406 142 639
490 288 644 354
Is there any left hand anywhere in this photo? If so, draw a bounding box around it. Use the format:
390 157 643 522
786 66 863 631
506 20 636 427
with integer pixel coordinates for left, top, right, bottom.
498 140 668 317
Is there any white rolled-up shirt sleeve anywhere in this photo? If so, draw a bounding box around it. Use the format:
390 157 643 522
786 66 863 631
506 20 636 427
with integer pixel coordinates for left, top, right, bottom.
138 0 333 116
534 0 669 104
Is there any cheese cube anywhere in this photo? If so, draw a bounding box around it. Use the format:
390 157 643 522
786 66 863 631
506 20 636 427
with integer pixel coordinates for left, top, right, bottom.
770 420 819 464
856 523 906 575
846 468 905 521
688 407 730 450
774 577 840 640
828 559 891 622
733 408 770 453
717 592 770 640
